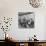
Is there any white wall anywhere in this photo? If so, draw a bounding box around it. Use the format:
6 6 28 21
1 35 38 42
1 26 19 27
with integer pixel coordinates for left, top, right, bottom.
0 0 46 40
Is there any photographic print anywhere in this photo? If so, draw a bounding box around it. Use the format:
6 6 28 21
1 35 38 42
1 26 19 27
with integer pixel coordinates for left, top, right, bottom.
18 12 35 28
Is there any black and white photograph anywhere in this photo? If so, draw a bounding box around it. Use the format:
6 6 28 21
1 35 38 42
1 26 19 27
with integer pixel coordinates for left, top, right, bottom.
18 12 35 28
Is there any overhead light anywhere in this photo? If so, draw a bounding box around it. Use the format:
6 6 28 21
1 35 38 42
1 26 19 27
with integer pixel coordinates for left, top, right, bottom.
29 0 43 8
